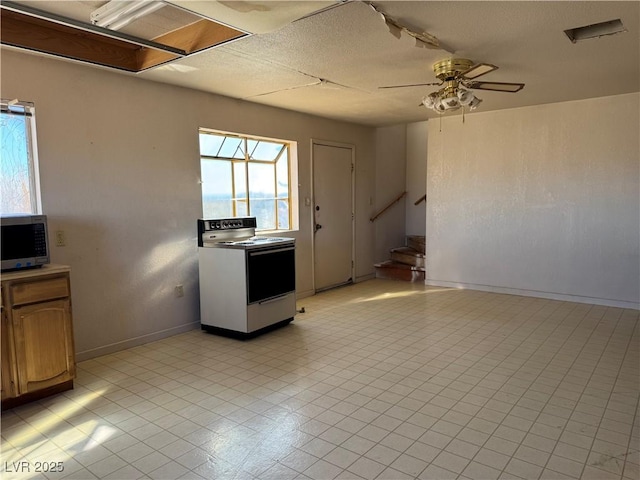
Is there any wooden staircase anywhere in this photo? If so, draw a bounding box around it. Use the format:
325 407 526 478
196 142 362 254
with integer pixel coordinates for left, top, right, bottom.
375 235 426 282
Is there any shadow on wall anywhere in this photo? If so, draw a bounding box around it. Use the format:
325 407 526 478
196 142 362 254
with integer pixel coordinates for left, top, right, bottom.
47 215 200 355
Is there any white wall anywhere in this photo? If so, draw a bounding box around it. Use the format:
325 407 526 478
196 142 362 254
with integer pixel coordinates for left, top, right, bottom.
374 125 406 262
405 122 427 236
1 50 376 360
426 93 640 308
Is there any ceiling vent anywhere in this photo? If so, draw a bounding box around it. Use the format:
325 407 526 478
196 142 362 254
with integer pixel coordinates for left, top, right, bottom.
564 19 627 43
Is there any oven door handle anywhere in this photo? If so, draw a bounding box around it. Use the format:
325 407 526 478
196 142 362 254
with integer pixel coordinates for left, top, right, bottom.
258 293 292 305
248 247 294 256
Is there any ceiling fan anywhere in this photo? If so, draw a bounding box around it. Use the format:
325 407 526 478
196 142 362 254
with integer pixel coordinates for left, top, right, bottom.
381 58 525 113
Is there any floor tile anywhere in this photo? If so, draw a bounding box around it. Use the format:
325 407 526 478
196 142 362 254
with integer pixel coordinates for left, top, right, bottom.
0 279 637 480
473 447 511 471
346 456 385 480
363 444 400 465
432 450 471 474
505 456 544 479
418 463 458 480
462 461 502 480
389 453 429 477
303 459 343 480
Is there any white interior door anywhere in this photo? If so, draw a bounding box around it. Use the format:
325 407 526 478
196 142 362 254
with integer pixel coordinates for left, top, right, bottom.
313 142 354 291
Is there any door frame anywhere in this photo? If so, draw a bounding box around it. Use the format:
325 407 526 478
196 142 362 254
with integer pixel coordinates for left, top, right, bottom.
310 139 356 293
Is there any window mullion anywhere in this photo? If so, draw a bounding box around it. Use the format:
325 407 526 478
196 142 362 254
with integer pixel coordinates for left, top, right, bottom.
273 145 285 162
244 139 250 217
287 145 292 229
273 161 278 229
230 158 236 217
215 137 225 157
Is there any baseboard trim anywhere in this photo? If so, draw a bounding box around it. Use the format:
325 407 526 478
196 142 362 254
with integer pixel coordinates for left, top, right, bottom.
299 275 375 299
296 289 315 300
425 279 639 310
355 273 375 283
75 321 200 362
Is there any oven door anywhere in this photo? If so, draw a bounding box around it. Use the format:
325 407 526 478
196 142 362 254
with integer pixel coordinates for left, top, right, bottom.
246 245 295 304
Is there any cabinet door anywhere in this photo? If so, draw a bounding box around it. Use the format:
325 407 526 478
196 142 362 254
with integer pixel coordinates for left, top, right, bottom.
1 308 17 400
12 299 75 394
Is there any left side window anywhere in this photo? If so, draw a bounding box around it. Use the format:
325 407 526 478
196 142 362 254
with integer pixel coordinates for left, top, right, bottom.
0 99 41 214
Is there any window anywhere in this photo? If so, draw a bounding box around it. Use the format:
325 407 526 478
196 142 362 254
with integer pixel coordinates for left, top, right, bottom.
199 129 296 231
1 99 41 215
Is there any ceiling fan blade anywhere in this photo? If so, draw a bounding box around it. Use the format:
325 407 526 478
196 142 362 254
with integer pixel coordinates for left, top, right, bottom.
379 82 441 89
460 63 498 80
465 81 525 92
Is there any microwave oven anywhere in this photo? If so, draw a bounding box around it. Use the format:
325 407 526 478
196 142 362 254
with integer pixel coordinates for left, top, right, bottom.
1 214 50 271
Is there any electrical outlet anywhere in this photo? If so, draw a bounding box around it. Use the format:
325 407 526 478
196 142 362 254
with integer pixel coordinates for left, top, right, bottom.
175 285 184 297
55 230 66 247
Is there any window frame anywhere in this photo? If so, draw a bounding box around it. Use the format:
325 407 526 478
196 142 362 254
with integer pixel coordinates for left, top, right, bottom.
199 129 296 232
0 99 42 215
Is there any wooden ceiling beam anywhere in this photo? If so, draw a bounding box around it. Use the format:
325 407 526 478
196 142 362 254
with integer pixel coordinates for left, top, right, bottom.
0 9 150 72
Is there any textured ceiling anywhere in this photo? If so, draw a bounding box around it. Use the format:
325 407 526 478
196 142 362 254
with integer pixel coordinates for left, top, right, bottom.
6 1 640 127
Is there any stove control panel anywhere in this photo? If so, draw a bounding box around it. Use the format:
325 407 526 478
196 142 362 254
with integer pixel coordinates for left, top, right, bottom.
198 217 258 247
199 217 257 232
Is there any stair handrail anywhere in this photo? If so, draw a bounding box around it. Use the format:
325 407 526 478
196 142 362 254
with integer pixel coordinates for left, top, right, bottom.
370 191 407 222
414 194 426 205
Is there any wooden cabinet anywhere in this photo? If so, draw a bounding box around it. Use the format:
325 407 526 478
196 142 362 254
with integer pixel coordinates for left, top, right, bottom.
1 265 75 408
1 294 16 401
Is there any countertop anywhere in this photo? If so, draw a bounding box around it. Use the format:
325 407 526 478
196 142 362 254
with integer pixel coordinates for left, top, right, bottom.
0 264 71 281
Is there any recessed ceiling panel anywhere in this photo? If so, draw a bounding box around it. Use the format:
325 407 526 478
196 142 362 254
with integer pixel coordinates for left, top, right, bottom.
0 1 247 72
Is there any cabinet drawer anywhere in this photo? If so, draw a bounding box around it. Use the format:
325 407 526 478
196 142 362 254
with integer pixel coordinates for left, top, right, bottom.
10 276 69 306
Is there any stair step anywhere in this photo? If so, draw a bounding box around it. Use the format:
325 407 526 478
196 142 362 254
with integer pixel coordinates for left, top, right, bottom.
374 260 425 282
406 235 426 254
390 246 426 268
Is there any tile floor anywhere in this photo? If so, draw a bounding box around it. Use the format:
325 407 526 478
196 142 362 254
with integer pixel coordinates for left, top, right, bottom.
1 279 639 480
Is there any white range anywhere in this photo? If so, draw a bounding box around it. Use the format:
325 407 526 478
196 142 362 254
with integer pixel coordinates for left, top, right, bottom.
197 217 296 338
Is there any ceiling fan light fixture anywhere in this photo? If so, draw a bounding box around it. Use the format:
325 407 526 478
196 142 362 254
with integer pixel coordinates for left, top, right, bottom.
420 58 523 115
468 96 483 110
422 94 436 108
433 97 446 112
422 86 481 114
442 96 460 109
457 88 474 105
